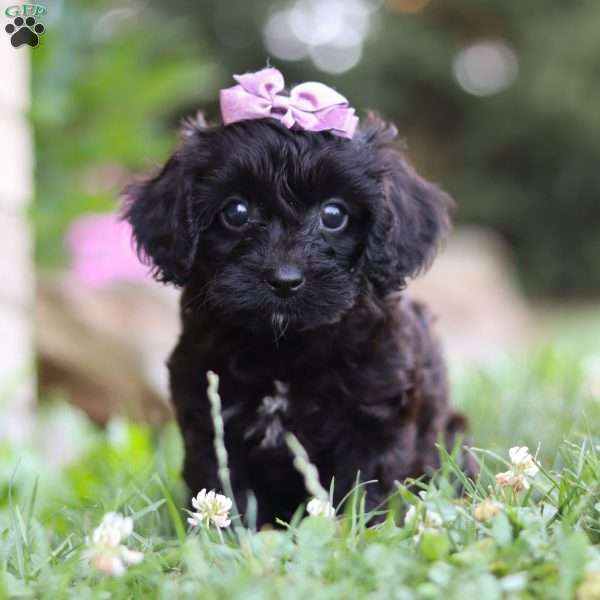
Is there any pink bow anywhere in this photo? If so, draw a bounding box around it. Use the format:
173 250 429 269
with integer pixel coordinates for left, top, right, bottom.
219 67 358 139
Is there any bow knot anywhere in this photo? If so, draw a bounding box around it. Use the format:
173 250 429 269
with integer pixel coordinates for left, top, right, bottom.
219 67 358 139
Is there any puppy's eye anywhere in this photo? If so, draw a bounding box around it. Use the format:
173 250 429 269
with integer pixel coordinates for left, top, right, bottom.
221 198 249 229
320 202 348 231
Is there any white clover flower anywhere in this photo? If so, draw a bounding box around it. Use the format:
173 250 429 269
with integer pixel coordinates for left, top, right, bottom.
404 504 443 541
85 512 143 576
306 497 336 519
495 469 528 492
495 446 539 493
423 509 443 529
404 505 417 523
509 446 539 477
473 498 503 522
187 489 232 529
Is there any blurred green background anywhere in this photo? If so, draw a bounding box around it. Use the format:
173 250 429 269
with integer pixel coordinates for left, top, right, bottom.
32 0 600 297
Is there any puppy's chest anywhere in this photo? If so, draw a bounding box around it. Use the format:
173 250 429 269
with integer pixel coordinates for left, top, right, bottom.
229 378 346 452
241 380 291 450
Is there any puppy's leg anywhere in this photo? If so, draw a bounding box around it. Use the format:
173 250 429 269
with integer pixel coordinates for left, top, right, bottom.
168 349 253 519
176 406 260 519
178 419 220 498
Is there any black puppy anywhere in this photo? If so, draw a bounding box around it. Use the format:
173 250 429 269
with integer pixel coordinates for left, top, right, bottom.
124 112 472 525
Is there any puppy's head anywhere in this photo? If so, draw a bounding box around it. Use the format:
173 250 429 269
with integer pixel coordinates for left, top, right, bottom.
123 115 451 333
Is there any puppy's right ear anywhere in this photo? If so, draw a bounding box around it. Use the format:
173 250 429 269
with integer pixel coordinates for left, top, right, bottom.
122 153 197 286
122 113 215 287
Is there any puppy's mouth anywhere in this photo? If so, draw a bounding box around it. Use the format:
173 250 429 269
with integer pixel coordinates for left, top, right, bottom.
205 271 357 335
268 302 348 337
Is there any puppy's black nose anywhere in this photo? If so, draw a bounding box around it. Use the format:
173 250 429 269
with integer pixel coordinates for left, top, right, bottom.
266 265 305 297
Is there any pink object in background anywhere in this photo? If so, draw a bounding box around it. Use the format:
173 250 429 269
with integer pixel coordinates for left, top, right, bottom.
66 213 149 287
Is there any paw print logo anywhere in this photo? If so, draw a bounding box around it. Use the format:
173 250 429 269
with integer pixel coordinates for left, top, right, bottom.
5 16 45 48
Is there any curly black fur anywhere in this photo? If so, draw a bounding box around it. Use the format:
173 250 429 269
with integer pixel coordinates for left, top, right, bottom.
124 114 473 526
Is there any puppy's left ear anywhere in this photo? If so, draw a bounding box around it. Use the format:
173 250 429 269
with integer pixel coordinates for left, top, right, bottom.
361 118 452 293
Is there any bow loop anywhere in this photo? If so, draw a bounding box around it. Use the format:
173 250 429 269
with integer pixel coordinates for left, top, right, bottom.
233 67 285 100
289 81 349 113
220 67 358 139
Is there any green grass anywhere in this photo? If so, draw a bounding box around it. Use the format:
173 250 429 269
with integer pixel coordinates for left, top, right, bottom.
2 341 600 599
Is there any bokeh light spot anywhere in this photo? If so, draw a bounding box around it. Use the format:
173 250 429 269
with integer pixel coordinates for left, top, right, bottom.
453 40 519 97
264 11 310 61
310 42 363 74
262 0 378 74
